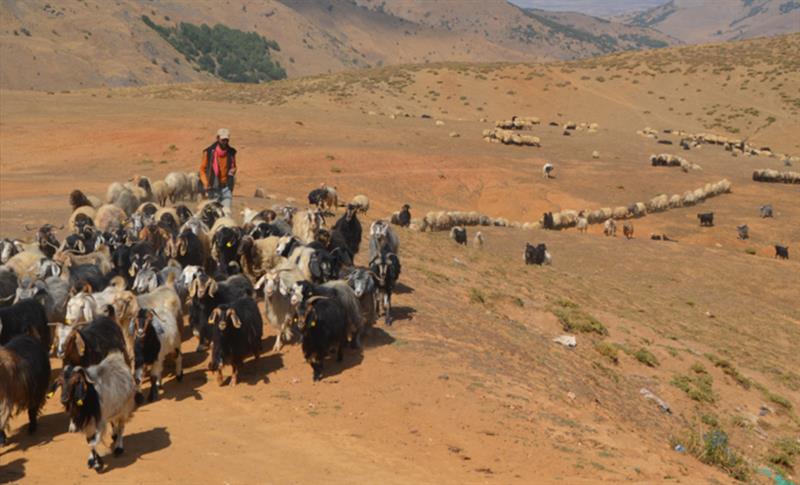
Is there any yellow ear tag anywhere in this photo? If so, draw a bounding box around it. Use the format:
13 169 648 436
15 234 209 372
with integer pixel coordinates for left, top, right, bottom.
47 391 55 399
226 242 233 248
77 399 84 407
310 320 316 328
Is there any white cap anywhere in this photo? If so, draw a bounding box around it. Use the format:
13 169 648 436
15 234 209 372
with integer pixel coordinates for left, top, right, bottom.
217 128 230 140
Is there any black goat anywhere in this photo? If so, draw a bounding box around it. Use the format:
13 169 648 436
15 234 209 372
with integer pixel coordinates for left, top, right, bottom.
188 272 253 351
775 245 789 259
332 204 362 257
697 212 714 227
168 229 205 268
307 188 327 209
0 334 51 445
369 251 401 325
542 212 555 230
207 297 263 386
175 204 193 226
298 296 348 382
450 226 467 245
213 226 242 276
35 224 61 259
67 263 108 293
60 314 128 369
0 299 50 348
397 204 411 227
524 243 550 266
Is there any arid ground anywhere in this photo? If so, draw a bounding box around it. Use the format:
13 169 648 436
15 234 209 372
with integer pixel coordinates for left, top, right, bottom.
1 34 799 484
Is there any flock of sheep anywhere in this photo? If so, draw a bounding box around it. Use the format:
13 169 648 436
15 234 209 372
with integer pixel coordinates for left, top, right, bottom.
0 177 410 472
752 169 800 184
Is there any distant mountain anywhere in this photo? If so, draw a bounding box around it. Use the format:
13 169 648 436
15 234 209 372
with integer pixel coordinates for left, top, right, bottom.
0 0 676 91
618 0 800 43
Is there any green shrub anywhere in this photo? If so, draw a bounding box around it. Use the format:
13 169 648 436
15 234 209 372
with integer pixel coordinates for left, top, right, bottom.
672 366 715 403
705 354 750 388
142 15 285 83
550 300 607 335
745 248 757 255
594 341 619 364
767 438 800 472
634 348 659 367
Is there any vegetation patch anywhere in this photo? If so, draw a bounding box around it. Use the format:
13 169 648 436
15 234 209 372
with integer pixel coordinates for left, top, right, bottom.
767 438 800 473
672 365 715 403
594 341 619 364
142 16 285 83
705 354 750 388
673 428 749 481
549 299 607 335
633 348 659 367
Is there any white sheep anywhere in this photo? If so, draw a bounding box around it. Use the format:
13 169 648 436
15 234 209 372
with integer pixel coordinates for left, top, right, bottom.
350 194 370 214
165 172 190 203
151 180 169 206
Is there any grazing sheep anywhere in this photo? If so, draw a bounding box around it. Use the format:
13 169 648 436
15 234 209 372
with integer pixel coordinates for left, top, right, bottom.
350 195 370 215
775 245 789 259
131 308 183 402
697 212 714 227
623 222 634 240
474 231 484 248
0 334 51 446
576 217 588 233
186 172 202 201
603 219 617 237
450 226 467 245
94 204 126 232
207 298 263 386
56 351 136 471
612 206 629 220
151 180 169 206
542 163 554 179
165 172 190 202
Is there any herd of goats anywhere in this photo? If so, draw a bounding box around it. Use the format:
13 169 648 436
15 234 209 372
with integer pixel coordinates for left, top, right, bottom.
0 177 410 472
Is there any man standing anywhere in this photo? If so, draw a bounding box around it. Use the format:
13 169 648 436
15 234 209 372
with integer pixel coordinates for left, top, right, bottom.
200 128 237 210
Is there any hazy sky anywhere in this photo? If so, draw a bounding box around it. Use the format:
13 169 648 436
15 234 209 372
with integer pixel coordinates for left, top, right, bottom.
508 0 669 18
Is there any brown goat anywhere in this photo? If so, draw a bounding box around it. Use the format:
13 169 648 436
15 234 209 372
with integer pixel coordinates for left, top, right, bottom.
0 335 51 445
623 222 634 240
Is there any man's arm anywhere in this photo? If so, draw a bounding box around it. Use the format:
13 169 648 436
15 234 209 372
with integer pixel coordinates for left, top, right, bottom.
199 150 209 189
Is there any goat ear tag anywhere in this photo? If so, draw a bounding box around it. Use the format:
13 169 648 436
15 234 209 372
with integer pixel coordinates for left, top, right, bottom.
311 320 316 328
47 391 55 399
226 241 232 248
76 399 83 407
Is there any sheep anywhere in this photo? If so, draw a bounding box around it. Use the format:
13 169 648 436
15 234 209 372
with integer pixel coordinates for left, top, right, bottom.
165 171 190 202
474 231 484 248
296 296 348 382
186 272 252 351
736 224 749 240
576 217 588 233
350 195 370 215
275 235 316 282
760 204 773 218
369 250 401 326
112 187 139 216
292 209 325 244
186 172 202 201
345 267 378 332
94 204 126 232
698 212 714 227
199 201 226 228
290 280 364 347
450 226 467 245
130 308 183 402
151 180 169 206
603 219 617 237
0 299 50 349
623 222 634 239
609 206 627 220
207 298 263 386
175 204 194 226
524 243 550 265
70 189 94 211
0 334 51 446
254 265 304 352
237 235 281 282
368 220 400 263
775 245 789 259
2 250 43 283
669 194 682 208
542 163 554 179
56 351 136 471
106 182 124 204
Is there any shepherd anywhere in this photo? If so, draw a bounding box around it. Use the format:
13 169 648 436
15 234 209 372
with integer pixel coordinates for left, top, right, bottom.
200 128 237 210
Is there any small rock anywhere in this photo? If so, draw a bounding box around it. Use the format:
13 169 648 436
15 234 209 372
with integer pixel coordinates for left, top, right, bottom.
674 444 685 453
368 111 377 116
592 150 600 159
640 388 671 413
759 404 773 416
438 374 449 381
479 117 487 122
435 120 445 126
552 335 577 348
449 132 460 138
567 391 576 401
253 187 266 198
292 377 300 384
705 311 715 318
